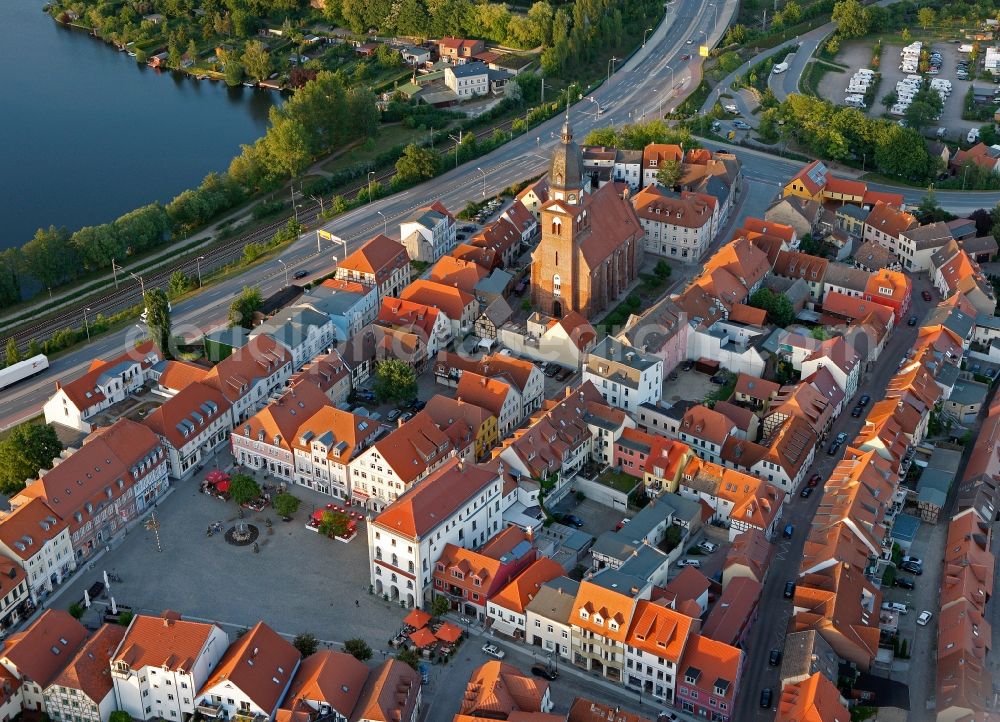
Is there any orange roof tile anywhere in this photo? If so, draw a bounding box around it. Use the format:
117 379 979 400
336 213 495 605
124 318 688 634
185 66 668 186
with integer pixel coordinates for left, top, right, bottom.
203 335 291 403
55 341 160 409
373 458 498 539
283 650 368 718
1 610 87 687
428 256 488 293
0 496 68 561
200 621 300 714
777 672 850 722
863 201 918 239
49 623 126 703
572 579 637 643
489 557 564 615
567 698 652 722
142 381 231 450
459 661 549 716
625 600 693 661
677 633 742 703
236 382 330 452
351 659 421 722
456 372 513 418
114 612 221 672
337 234 410 285
401 279 475 322
155 359 209 391
367 410 452 484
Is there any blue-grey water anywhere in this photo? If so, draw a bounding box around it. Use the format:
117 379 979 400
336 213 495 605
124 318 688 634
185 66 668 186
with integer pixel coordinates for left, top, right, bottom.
1 0 277 251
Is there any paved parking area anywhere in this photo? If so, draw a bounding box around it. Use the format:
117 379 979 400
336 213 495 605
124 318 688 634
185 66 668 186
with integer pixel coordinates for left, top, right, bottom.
60 453 406 649
661 368 718 403
549 497 626 539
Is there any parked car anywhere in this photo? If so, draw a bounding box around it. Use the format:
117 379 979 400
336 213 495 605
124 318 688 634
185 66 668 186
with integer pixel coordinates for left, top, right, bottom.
917 610 933 626
808 473 821 487
908 315 918 326
545 364 561 378
902 555 922 566
782 524 794 539
768 649 783 666
895 576 915 590
386 409 402 422
760 688 773 709
881 601 908 614
293 269 309 279
682 360 694 371
784 581 796 598
827 441 841 455
677 559 702 568
709 374 727 384
531 664 559 680
836 432 848 443
733 120 752 129
922 290 933 301
988 368 997 378
901 561 923 575
681 53 692 60
559 514 584 528
800 486 814 499
851 405 864 417
556 367 574 382
400 411 414 422
698 540 718 553
482 644 505 659
615 518 630 531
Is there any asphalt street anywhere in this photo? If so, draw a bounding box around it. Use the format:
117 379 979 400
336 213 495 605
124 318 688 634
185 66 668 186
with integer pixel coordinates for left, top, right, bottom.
0 0 738 428
734 277 939 721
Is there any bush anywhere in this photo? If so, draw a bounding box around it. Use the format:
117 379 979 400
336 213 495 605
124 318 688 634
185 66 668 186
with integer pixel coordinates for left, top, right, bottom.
68 603 84 619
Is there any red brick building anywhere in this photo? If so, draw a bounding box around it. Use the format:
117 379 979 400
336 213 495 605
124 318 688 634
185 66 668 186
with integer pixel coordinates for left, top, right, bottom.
530 119 644 319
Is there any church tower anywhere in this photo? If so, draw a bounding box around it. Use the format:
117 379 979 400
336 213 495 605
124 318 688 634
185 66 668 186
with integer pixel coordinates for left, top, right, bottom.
531 114 588 318
548 116 584 204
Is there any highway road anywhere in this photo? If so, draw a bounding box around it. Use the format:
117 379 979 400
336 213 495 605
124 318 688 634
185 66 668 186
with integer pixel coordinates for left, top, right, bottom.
0 0 738 428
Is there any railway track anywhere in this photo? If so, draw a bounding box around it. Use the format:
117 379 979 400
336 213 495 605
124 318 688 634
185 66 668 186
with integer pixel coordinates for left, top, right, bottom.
4 117 516 348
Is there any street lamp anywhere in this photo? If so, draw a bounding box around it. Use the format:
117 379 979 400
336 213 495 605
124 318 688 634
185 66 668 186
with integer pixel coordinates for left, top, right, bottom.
278 259 289 287
83 307 91 342
196 256 205 287
367 171 376 204
585 96 602 116
607 56 618 82
111 258 120 288
476 167 487 198
643 27 653 46
377 210 387 236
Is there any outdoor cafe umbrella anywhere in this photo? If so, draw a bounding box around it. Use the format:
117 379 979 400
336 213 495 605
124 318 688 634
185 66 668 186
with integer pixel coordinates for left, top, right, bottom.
408 627 437 648
206 470 230 484
311 509 325 522
434 622 462 643
215 479 230 493
403 608 432 629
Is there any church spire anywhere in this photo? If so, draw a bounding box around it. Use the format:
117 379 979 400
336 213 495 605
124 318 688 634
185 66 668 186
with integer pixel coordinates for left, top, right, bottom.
549 108 583 203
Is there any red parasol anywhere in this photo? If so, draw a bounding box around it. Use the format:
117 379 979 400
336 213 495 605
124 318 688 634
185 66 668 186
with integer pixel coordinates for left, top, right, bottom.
206 470 230 484
408 627 436 648
434 622 462 643
215 480 230 493
403 608 432 628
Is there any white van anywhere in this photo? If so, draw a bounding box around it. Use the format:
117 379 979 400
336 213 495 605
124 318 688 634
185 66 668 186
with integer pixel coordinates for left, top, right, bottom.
969 128 982 143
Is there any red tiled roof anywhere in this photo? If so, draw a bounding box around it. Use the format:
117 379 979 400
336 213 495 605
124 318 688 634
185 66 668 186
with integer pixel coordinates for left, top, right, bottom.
114 612 221 672
373 459 498 539
49 624 126 703
337 234 410 285
143 381 231 449
401 279 475 321
1 610 88 687
283 650 368 718
351 659 421 722
489 557 563 615
200 621 300 714
56 341 160 409
677 633 742 703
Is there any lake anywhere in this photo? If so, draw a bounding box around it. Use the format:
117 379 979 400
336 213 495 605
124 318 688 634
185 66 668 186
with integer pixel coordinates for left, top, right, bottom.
1 0 278 252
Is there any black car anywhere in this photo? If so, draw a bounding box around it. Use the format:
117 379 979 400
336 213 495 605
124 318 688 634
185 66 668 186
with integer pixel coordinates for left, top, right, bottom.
900 561 923 575
851 405 864 417
895 576 915 590
800 486 814 499
560 514 585 528
827 441 841 455
358 390 377 402
293 269 308 279
555 367 574 382
784 581 796 598
768 649 782 666
682 360 694 371
908 315 918 326
531 664 559 680
859 394 871 406
760 688 773 709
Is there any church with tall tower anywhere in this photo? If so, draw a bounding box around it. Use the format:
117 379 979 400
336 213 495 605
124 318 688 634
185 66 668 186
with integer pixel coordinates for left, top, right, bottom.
530 116 644 319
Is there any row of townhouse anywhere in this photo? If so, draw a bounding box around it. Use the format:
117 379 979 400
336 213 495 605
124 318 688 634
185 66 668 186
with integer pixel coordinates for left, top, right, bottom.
933 392 1000 721
0 418 170 605
0 608 420 722
780 292 987 685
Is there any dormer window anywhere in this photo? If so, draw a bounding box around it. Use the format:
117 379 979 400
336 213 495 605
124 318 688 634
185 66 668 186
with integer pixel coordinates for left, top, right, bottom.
579 609 589 620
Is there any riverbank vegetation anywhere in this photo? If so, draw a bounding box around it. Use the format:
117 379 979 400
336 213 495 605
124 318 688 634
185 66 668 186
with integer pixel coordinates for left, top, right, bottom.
1 0 661 319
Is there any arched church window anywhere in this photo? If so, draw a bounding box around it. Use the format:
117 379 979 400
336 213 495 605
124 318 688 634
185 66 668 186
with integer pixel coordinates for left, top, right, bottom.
552 218 562 235
553 274 561 298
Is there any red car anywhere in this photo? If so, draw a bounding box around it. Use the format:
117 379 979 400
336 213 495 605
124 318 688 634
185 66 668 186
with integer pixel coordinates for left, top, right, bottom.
921 290 932 301
807 473 822 487
681 53 692 61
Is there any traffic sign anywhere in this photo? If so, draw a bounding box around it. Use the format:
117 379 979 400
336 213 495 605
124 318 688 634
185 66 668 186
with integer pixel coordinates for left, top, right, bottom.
317 229 334 241
699 45 709 57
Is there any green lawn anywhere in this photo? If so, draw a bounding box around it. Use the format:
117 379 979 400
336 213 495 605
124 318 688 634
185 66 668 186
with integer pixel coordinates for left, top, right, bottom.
320 124 448 176
597 468 641 493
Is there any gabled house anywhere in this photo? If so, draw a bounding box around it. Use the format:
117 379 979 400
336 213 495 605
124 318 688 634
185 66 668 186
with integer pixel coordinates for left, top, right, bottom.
334 234 411 302
675 634 743 722
456 371 522 438
142 381 233 479
571 572 650 681
0 609 88 712
399 202 456 263
377 296 452 358
45 623 126 722
622 600 694 706
457 661 553 717
197 621 301 722
112 612 230 721
486 557 564 639
433 526 535 621
401 279 478 338
0 497 75 602
583 338 663 414
43 341 162 432
351 660 421 722
278 650 368 722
